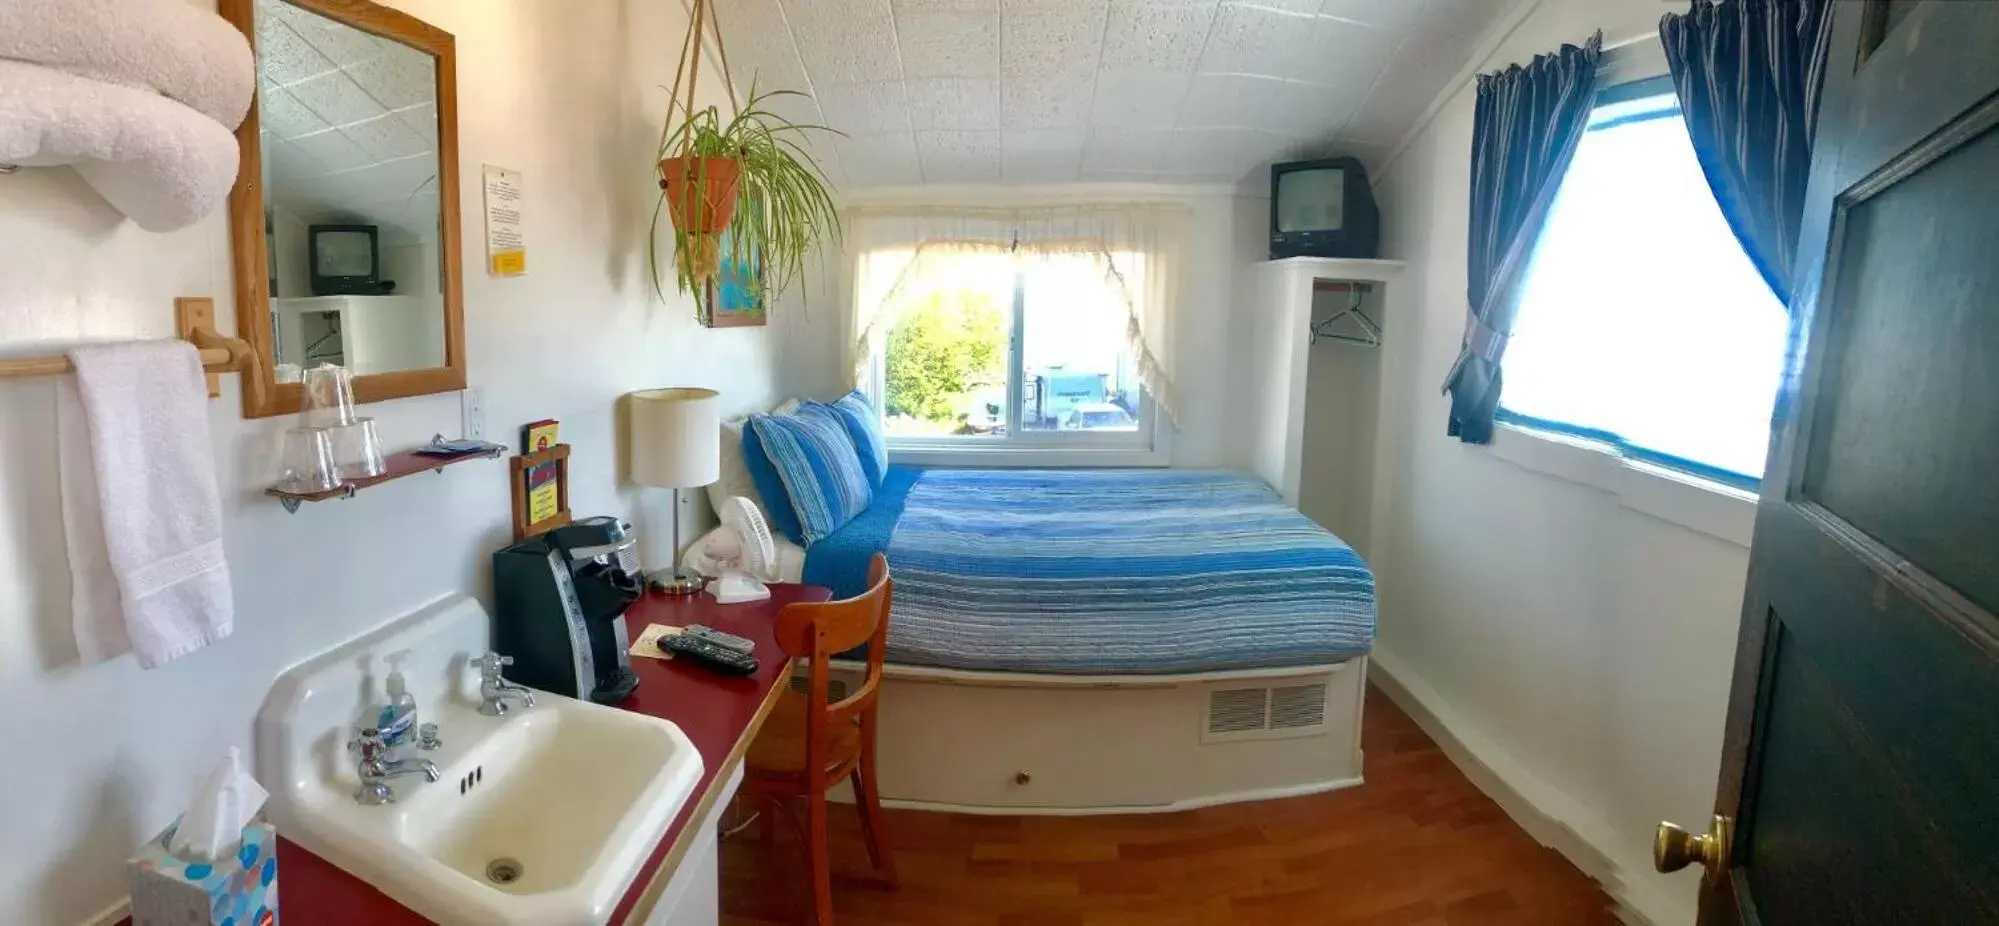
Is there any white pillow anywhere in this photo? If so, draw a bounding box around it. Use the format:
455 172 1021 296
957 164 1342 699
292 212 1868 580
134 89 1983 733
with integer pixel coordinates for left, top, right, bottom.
706 398 801 516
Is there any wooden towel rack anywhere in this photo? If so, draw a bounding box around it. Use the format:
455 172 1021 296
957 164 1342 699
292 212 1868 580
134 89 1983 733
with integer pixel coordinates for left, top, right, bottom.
0 297 253 394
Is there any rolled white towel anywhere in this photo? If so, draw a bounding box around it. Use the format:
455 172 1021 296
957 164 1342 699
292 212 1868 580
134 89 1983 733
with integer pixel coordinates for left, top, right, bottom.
0 58 240 232
0 0 254 129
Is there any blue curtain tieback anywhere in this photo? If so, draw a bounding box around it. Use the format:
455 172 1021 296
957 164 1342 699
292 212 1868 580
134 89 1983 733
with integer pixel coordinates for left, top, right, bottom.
1464 314 1509 362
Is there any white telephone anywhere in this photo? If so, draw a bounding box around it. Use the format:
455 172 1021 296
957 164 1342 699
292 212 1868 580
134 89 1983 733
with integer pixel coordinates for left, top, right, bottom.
695 496 776 603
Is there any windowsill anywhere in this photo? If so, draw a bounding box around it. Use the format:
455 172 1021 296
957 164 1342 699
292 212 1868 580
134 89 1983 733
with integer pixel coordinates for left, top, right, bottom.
1482 422 1758 547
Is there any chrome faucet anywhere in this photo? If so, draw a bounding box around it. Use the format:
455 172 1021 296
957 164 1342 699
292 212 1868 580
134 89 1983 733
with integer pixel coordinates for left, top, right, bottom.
347 727 440 805
471 651 535 716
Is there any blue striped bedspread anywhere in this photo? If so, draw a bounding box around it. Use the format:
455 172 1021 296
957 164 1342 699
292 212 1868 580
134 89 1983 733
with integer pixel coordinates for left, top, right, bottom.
802 467 1376 675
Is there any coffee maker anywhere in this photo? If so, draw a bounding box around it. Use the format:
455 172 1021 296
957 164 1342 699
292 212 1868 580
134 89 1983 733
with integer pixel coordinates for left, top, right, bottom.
492 516 644 704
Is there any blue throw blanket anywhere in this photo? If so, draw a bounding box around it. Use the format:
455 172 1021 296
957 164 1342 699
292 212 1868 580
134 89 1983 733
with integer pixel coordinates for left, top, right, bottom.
803 468 1376 675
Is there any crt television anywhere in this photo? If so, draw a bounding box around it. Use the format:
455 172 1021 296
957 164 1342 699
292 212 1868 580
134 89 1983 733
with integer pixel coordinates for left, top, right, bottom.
1269 157 1379 260
308 224 385 296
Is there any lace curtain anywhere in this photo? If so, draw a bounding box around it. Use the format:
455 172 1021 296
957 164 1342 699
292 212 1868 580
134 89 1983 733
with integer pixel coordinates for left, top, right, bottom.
844 203 1187 424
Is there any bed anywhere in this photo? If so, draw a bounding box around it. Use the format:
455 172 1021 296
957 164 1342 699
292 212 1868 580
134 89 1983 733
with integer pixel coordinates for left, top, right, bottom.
800 466 1376 675
686 466 1378 812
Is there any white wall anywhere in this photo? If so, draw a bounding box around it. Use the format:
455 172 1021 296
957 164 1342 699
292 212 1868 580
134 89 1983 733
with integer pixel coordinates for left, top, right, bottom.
1360 2 1740 924
0 2 797 923
775 184 1260 469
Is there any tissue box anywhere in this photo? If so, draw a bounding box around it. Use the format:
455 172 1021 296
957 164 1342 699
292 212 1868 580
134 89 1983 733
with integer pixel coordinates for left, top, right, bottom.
128 818 278 926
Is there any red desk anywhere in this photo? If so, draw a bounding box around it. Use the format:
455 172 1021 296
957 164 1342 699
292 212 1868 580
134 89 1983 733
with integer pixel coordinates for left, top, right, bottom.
124 584 826 926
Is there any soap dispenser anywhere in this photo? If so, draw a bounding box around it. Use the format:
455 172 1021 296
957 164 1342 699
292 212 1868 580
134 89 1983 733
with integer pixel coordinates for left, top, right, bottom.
377 650 418 755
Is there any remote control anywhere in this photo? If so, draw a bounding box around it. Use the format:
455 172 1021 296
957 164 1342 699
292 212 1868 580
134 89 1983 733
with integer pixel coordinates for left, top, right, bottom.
665 633 760 675
682 624 755 655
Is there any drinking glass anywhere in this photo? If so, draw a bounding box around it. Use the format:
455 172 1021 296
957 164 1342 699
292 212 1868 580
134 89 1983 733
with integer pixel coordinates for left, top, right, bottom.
330 417 386 479
300 364 357 428
278 427 339 492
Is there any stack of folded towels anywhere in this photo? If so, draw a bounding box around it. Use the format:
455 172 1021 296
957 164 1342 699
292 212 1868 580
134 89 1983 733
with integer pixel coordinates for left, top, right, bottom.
0 0 254 231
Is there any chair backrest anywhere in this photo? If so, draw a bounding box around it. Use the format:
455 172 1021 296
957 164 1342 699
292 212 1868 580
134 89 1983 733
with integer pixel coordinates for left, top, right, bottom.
774 554 892 789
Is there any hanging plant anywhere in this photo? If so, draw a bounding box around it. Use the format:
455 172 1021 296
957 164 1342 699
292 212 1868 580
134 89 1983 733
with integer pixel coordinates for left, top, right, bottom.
650 0 842 306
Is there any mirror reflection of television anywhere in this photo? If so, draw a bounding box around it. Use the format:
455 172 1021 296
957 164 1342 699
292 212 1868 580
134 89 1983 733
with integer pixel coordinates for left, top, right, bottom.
308 224 384 295
1269 157 1379 260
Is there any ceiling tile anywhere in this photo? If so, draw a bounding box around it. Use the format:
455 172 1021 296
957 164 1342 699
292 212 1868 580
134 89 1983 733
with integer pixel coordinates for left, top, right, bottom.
342 112 429 162
1003 128 1085 182
1416 0 1511 39
894 0 996 10
1164 126 1302 177
719 0 812 92
266 141 322 180
784 0 902 83
1179 74 1357 134
258 87 328 141
290 71 387 128
274 2 397 68
815 81 913 135
1100 1 1216 72
835 132 923 187
897 10 1000 78
254 18 334 88
343 53 435 111
1236 0 1320 11
1003 72 1095 129
917 129 1003 182
1291 17 1401 89
1000 1 1107 81
1090 69 1190 128
1340 31 1467 141
397 103 438 147
1196 3 1322 77
288 128 370 174
1083 127 1173 172
1319 0 1425 32
905 77 1001 130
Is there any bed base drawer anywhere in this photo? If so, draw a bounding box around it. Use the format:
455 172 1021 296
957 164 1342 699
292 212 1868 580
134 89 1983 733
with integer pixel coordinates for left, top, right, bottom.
825 657 1368 814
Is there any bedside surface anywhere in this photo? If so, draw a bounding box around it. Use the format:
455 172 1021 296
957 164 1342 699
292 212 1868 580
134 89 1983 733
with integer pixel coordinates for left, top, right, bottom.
119 584 828 926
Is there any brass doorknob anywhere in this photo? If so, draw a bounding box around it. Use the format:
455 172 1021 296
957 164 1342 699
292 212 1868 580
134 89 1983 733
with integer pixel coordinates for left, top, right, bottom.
1654 814 1732 876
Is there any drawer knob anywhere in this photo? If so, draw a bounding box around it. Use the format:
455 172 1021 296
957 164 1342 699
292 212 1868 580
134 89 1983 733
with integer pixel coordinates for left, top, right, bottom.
1013 771 1032 786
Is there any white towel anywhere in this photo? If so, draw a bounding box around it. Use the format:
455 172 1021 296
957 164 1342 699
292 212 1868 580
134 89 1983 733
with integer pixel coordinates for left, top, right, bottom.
0 58 241 232
0 0 254 128
57 340 234 669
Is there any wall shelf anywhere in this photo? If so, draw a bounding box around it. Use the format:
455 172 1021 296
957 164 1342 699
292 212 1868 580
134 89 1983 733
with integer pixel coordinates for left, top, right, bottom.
267 444 501 513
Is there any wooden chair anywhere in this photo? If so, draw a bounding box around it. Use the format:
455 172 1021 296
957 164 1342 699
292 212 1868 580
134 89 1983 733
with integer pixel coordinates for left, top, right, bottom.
742 553 897 925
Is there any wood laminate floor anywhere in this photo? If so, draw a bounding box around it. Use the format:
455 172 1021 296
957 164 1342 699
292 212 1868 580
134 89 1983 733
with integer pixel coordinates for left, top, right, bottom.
719 684 1619 925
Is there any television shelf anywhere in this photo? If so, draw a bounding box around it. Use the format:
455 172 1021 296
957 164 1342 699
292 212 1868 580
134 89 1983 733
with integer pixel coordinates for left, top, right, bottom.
267 445 502 513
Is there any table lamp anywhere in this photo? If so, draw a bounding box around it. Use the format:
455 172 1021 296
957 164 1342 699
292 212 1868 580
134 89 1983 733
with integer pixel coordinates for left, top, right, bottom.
627 386 720 595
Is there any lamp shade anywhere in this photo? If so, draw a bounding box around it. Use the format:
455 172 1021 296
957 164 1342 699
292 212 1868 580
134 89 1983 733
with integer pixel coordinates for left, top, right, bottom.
627 387 721 489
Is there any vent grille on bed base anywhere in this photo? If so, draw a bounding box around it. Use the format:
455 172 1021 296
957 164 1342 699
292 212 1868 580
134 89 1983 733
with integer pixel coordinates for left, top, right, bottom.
1203 682 1331 743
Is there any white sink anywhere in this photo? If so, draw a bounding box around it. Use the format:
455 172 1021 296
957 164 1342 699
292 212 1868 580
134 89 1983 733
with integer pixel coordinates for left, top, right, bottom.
256 596 703 926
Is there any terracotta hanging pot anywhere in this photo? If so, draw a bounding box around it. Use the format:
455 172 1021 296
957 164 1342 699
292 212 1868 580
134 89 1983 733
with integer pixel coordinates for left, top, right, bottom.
657 155 742 234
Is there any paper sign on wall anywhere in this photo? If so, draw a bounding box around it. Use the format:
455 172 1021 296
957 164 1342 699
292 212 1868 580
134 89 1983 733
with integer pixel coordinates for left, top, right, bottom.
482 165 525 276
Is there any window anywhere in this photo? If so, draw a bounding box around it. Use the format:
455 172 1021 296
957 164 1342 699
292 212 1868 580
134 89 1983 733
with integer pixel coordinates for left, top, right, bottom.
1500 76 1789 486
870 250 1150 450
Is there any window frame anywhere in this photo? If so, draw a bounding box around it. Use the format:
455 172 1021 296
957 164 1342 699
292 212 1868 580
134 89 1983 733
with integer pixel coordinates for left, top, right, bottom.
1493 63 1778 494
866 257 1167 468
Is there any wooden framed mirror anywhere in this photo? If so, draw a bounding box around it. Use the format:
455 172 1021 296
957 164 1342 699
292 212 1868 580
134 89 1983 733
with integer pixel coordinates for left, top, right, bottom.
220 0 464 418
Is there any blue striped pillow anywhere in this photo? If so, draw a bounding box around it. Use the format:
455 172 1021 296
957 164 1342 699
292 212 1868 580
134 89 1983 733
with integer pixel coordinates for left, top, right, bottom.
745 406 873 545
822 390 888 487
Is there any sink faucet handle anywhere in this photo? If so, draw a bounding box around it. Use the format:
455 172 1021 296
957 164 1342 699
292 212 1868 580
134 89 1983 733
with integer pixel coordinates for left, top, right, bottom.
469 651 513 678
348 727 386 762
417 722 441 751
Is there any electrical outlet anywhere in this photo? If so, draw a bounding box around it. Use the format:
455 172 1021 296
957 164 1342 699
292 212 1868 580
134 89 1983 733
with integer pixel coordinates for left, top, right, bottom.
461 387 485 441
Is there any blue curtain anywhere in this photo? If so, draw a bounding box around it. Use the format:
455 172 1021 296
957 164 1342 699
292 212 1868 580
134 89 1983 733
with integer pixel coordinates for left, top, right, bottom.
1661 0 1835 308
1444 33 1603 444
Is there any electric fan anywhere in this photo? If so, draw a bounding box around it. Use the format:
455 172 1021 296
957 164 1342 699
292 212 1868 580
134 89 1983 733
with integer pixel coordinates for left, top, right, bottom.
704 496 776 603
